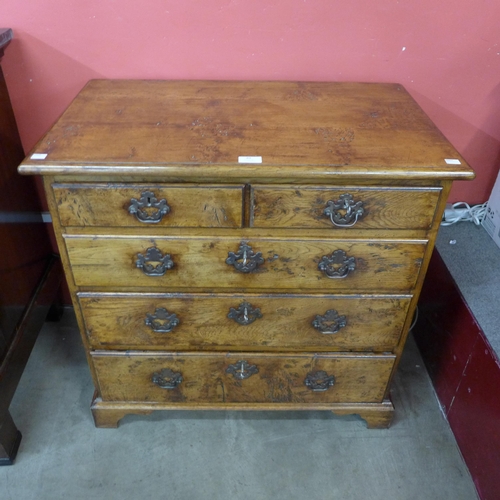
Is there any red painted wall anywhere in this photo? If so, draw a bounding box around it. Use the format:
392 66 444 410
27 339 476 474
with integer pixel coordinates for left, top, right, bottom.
2 0 500 202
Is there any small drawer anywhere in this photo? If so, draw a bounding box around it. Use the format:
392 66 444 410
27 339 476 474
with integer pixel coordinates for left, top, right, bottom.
52 183 244 228
79 292 412 351
64 234 427 292
92 351 396 404
251 186 441 229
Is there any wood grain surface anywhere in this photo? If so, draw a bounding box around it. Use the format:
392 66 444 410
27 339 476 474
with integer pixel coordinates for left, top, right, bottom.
64 233 427 291
19 80 474 181
53 183 244 228
251 185 441 229
78 292 411 351
92 351 395 404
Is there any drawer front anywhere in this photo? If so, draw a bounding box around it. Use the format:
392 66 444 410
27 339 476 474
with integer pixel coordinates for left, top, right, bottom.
52 183 244 228
92 351 396 404
65 235 426 292
79 293 411 351
251 186 441 229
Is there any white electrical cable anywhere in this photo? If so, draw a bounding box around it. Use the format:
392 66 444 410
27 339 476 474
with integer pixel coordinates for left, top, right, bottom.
441 202 487 226
409 306 419 331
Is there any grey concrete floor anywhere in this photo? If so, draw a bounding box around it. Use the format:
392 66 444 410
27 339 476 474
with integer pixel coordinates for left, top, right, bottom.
1 310 478 500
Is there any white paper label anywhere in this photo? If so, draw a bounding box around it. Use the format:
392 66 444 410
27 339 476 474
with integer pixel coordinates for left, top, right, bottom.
238 156 262 164
445 159 461 165
31 153 48 160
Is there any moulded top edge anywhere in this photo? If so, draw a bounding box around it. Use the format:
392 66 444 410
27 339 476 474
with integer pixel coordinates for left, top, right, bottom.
18 161 476 181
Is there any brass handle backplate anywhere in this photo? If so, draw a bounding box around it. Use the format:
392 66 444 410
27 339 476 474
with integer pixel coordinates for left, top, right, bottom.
228 302 263 325
323 193 365 227
145 308 180 333
226 241 264 273
152 368 183 389
312 309 347 334
226 360 259 380
128 191 170 223
136 247 174 276
304 370 336 392
318 249 356 279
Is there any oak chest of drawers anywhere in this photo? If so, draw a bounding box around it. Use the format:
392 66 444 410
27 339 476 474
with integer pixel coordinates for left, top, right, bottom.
19 80 474 428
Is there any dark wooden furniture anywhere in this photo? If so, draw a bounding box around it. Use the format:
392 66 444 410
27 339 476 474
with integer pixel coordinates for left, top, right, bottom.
414 244 500 500
19 80 473 428
0 28 62 465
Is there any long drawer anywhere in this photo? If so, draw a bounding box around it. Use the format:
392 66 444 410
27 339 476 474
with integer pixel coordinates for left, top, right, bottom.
52 183 245 228
64 234 427 291
251 185 441 229
92 351 396 404
79 293 411 351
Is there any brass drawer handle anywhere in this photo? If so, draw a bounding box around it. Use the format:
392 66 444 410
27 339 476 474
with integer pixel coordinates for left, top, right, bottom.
136 247 174 276
128 191 170 223
152 368 183 389
312 309 347 334
145 308 179 333
226 241 264 273
228 302 263 325
323 193 365 227
304 370 336 392
318 249 356 279
226 360 259 380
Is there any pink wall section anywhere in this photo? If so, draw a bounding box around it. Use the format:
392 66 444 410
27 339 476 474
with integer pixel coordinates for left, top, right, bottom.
2 0 500 202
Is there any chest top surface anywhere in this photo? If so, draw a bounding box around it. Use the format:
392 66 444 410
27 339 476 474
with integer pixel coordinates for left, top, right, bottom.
19 80 474 181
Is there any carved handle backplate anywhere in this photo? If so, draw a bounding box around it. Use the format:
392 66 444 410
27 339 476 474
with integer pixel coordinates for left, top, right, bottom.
304 370 336 392
136 247 174 276
145 308 180 333
152 368 183 389
228 302 263 325
318 249 356 279
128 191 170 223
312 309 347 335
323 194 365 227
226 241 264 273
226 360 259 380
